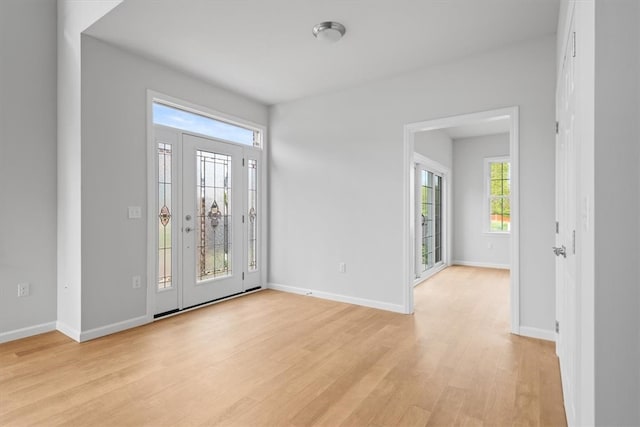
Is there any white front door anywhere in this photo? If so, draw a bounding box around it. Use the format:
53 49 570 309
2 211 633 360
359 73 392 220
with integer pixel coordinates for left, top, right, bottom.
555 14 578 425
154 127 262 315
182 134 244 308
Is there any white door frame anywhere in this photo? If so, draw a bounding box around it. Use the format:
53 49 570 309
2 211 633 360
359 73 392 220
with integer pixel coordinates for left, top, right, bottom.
402 106 520 335
145 90 268 321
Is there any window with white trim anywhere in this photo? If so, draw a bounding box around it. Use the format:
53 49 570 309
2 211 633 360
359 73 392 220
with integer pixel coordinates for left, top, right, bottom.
485 157 511 233
153 102 262 148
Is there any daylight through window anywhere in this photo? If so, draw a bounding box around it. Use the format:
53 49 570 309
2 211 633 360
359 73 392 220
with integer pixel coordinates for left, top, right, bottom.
486 158 511 232
153 102 261 147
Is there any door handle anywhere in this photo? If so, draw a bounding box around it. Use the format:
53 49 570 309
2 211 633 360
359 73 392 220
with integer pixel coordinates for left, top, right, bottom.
184 227 193 233
552 245 567 258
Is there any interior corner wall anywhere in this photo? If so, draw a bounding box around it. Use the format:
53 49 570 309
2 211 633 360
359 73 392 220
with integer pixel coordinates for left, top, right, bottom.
593 0 640 424
80 36 268 331
57 0 122 339
414 129 452 169
452 133 510 267
0 0 57 338
269 35 557 331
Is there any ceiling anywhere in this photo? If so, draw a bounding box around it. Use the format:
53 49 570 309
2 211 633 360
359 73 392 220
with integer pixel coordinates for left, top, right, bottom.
86 0 559 105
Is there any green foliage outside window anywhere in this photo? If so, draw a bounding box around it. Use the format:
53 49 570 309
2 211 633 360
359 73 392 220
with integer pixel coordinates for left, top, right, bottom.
489 161 511 232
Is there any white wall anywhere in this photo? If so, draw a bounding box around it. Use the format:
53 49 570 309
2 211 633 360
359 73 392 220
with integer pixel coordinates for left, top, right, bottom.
269 36 557 331
452 133 510 268
593 0 639 424
57 0 122 338
0 0 58 339
80 36 268 331
414 129 452 169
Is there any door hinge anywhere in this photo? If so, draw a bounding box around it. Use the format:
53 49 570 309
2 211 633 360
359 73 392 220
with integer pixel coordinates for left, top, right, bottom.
572 31 576 58
572 229 576 254
555 121 559 134
242 272 245 280
242 215 245 223
242 158 245 167
555 221 559 234
555 320 560 334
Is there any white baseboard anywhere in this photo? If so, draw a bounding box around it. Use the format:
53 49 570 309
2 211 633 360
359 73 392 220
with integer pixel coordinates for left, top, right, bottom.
452 260 510 270
0 321 56 344
268 283 406 314
56 321 81 342
519 326 555 342
414 263 448 286
79 315 149 342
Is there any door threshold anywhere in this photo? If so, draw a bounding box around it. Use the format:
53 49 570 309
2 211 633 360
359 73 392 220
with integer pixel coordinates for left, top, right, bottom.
154 286 263 320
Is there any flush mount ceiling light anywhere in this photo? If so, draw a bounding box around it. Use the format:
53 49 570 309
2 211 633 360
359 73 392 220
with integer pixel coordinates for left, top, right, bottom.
312 21 346 43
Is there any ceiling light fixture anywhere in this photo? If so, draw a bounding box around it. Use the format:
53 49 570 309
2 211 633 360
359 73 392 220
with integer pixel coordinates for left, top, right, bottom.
312 21 346 43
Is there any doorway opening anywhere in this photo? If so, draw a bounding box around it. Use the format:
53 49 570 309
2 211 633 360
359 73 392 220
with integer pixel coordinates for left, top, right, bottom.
403 107 520 335
146 92 267 319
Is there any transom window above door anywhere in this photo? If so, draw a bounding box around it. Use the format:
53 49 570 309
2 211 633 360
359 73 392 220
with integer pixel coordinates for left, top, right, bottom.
153 102 262 148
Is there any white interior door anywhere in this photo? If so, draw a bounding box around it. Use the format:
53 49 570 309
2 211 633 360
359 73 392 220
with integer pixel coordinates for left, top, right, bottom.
555 14 578 425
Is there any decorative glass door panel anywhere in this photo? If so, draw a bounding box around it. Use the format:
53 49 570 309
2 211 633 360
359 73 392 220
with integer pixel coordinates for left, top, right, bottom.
196 150 233 281
243 151 261 289
182 134 243 308
158 143 173 289
155 127 179 315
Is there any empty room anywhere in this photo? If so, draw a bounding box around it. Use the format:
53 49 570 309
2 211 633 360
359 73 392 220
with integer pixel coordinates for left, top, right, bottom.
1 1 639 426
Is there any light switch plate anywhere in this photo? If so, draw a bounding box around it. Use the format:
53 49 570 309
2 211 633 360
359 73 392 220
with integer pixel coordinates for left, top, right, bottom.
128 206 142 219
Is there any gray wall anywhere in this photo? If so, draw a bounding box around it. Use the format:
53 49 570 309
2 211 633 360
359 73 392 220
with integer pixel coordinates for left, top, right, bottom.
80 36 268 330
269 36 557 331
593 0 640 424
414 129 452 169
0 0 57 336
452 134 510 267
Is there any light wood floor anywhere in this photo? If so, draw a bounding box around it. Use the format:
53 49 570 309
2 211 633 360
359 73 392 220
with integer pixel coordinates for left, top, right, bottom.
1 266 566 426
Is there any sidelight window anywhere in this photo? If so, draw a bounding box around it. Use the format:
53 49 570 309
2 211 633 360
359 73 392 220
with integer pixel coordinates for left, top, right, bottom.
158 143 173 290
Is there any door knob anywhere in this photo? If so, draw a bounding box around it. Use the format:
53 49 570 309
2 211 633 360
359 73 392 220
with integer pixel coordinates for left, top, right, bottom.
184 227 193 233
552 245 567 258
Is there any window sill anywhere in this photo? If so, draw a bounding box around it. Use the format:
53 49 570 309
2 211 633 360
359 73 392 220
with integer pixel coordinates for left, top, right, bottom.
482 231 511 237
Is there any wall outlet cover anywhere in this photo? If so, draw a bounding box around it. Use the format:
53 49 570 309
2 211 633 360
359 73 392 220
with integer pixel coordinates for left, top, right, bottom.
17 283 30 297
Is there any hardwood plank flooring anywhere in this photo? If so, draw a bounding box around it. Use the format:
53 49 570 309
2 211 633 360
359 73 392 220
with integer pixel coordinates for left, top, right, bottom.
0 266 566 426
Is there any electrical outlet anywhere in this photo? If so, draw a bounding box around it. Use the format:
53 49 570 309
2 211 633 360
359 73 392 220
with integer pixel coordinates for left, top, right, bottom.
17 283 30 297
338 262 346 273
132 275 141 289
